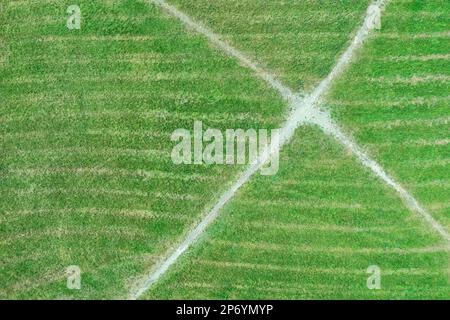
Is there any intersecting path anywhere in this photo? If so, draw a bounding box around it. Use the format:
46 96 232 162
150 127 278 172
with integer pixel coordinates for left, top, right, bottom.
130 0 450 299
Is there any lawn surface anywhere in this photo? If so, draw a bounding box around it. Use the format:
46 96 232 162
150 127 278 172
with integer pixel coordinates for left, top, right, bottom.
327 0 450 230
146 127 449 299
1 0 286 299
1 0 448 299
145 0 450 299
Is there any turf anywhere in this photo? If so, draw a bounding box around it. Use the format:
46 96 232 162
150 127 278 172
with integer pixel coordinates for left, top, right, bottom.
1 0 448 300
1 0 287 299
0 0 373 299
326 0 450 229
144 0 450 299
145 127 450 299
168 0 372 91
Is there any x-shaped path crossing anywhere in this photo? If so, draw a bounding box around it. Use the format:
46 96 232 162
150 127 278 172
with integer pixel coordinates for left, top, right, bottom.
130 0 450 299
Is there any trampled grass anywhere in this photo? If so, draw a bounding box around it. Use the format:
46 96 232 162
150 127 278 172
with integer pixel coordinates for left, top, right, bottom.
1 0 449 300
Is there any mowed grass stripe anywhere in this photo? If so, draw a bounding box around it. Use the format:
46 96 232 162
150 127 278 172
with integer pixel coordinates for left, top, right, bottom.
192 260 447 277
206 239 450 255
0 208 191 229
380 54 450 62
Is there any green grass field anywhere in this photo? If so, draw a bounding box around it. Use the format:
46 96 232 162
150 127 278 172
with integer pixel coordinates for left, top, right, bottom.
0 0 285 299
147 127 449 299
1 0 449 299
327 0 450 230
